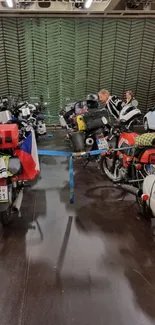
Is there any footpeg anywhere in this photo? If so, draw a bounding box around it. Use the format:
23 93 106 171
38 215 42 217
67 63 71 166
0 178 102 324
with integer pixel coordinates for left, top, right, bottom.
23 182 31 188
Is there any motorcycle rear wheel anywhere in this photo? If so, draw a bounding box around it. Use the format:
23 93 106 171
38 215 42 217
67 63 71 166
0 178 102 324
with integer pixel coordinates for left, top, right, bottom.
1 184 15 226
100 154 122 182
1 209 14 226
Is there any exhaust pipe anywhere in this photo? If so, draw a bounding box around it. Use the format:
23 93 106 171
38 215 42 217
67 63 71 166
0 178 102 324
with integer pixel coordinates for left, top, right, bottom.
85 137 94 146
13 188 24 212
85 137 94 150
116 184 139 196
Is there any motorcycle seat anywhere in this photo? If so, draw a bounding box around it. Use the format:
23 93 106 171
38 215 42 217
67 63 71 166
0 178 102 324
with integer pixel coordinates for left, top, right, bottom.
135 133 155 147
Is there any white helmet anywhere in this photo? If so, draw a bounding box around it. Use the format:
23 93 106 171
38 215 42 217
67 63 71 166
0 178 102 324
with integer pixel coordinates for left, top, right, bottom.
119 100 141 125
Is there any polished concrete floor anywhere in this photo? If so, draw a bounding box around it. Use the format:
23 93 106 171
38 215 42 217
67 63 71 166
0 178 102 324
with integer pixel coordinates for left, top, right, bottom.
1 130 155 325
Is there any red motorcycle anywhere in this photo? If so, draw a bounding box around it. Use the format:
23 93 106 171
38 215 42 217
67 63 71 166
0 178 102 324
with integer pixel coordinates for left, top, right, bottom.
100 118 155 217
0 123 39 226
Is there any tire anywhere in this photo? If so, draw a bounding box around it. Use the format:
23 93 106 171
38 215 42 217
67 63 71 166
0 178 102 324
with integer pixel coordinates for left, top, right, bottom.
1 209 14 226
1 184 14 227
144 118 149 132
136 196 152 219
100 154 122 182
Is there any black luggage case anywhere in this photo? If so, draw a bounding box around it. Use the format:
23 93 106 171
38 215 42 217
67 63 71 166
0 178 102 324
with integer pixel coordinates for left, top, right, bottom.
83 109 105 131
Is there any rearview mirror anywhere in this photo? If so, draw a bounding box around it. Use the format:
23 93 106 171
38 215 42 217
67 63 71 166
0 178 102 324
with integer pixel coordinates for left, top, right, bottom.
132 99 138 108
101 116 108 125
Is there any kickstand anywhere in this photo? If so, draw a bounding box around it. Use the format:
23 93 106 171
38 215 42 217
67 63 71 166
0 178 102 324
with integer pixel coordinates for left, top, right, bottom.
114 186 126 201
83 159 90 169
118 192 126 201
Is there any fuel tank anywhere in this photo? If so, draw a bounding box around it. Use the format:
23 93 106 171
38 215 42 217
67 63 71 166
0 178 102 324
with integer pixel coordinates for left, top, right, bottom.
118 132 138 147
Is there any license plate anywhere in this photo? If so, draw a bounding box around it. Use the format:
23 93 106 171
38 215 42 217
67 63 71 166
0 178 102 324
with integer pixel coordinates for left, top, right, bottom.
0 186 8 202
96 137 109 150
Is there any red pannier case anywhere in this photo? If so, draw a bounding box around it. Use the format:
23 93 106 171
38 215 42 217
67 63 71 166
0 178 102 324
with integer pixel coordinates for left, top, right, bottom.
0 124 19 149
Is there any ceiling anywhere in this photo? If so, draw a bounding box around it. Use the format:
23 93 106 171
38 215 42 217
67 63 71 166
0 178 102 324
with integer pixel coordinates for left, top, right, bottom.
1 0 155 17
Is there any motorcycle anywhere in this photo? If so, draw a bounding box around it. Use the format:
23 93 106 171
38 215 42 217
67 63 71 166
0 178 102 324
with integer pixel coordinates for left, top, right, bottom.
100 111 155 218
11 99 47 140
0 95 47 140
70 114 110 156
0 123 39 226
59 100 88 130
59 98 109 162
59 94 99 133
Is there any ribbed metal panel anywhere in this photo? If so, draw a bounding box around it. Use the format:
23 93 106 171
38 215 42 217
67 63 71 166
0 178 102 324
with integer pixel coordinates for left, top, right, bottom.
0 18 28 99
87 19 103 94
0 18 155 121
124 20 144 94
74 19 89 100
0 19 8 96
111 20 131 97
100 20 118 92
25 18 48 100
135 20 155 113
61 19 75 106
47 19 61 121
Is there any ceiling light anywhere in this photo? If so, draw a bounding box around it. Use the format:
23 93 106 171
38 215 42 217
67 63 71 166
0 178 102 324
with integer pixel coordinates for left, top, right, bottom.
85 0 93 9
6 0 13 7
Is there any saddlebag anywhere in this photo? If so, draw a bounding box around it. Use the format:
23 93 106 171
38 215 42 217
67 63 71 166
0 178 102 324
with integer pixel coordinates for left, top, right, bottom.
71 131 85 152
0 124 19 149
83 109 105 131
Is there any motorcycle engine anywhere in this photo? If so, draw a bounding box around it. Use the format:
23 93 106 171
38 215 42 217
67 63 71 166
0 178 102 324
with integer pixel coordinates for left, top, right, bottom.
119 166 128 180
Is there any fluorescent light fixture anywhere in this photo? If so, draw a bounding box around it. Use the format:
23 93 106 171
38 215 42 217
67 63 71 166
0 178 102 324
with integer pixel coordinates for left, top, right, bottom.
85 0 93 8
6 0 13 7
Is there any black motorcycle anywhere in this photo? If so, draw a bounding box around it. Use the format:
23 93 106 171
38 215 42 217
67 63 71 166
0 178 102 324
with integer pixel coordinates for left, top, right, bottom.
70 115 110 169
12 101 47 141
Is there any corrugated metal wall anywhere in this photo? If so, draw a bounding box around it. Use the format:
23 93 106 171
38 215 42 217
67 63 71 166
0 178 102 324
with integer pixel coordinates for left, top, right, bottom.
0 18 155 122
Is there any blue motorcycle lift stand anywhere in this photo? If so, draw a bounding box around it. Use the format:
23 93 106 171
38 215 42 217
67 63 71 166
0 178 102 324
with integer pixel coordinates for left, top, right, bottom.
40 133 54 139
46 133 54 138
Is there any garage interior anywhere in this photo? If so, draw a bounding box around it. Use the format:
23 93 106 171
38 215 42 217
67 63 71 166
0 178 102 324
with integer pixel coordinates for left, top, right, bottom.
1 1 155 325
1 17 155 121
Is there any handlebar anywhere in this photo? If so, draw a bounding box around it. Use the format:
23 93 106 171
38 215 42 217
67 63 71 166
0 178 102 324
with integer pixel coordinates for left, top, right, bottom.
113 123 120 129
